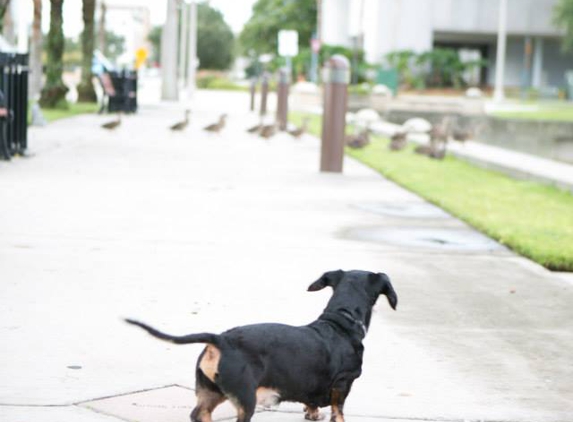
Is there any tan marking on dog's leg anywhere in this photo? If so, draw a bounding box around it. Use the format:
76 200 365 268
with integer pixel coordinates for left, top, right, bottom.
329 390 345 422
303 405 324 421
256 387 280 408
198 345 221 383
192 389 226 422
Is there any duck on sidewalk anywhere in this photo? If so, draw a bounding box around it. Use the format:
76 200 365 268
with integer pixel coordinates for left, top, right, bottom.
204 114 227 133
170 110 191 131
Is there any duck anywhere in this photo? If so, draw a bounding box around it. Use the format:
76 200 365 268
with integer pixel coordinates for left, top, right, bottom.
288 117 310 138
389 131 408 151
170 110 191 131
204 114 227 133
346 128 370 149
259 123 278 139
101 114 121 130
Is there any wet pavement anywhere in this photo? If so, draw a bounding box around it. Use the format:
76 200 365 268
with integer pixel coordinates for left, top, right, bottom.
1 88 572 422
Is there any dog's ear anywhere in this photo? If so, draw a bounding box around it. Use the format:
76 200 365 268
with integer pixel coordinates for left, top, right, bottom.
370 272 398 310
307 270 345 291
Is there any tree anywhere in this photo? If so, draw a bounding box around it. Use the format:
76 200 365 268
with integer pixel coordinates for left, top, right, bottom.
103 31 125 62
0 0 10 34
554 0 573 52
29 0 43 99
239 0 317 56
197 3 235 70
77 0 97 102
148 25 162 64
40 0 68 109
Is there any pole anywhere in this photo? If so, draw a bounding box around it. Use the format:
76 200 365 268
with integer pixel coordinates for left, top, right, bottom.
260 72 269 117
493 0 507 102
178 2 189 87
186 0 198 99
161 0 179 100
276 68 290 130
320 55 350 173
250 78 257 111
98 2 106 53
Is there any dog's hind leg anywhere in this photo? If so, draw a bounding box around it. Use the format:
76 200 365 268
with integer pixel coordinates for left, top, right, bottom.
191 387 226 422
191 363 226 422
329 389 347 422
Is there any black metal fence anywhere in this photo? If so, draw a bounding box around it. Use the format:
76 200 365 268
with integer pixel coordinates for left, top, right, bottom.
0 52 28 160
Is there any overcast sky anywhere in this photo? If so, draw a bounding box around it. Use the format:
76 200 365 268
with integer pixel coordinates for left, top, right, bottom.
19 0 257 38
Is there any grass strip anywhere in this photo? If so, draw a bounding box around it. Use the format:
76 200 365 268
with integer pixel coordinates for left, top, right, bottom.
290 111 573 271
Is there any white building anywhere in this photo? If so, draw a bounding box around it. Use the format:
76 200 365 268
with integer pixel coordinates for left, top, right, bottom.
321 0 572 88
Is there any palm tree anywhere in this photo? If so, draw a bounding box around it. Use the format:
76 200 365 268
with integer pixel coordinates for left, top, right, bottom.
77 0 97 102
29 0 43 99
40 0 68 109
0 0 11 35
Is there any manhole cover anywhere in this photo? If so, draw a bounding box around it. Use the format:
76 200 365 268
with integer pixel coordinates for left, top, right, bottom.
352 203 450 219
80 385 237 422
344 227 505 251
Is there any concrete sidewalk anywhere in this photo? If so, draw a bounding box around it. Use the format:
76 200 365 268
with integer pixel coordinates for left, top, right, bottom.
1 90 572 422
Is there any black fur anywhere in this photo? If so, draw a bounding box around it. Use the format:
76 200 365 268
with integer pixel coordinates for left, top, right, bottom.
125 269 397 422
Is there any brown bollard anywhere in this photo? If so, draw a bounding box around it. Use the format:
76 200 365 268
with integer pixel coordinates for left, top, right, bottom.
260 72 269 117
276 68 290 131
249 78 257 112
320 55 350 173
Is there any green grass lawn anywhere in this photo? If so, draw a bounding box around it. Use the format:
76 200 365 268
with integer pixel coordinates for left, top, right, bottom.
290 111 573 272
29 102 99 124
491 103 573 122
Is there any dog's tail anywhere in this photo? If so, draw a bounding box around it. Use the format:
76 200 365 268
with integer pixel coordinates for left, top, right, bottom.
125 319 220 346
379 274 398 310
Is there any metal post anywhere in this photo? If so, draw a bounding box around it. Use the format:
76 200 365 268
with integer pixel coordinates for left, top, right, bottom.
260 72 269 117
493 0 507 102
249 78 257 111
186 0 198 99
161 0 179 100
320 55 349 173
178 2 189 86
276 68 290 131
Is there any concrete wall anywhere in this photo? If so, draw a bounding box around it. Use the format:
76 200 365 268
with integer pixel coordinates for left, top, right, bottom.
431 0 561 36
385 109 573 164
321 0 352 47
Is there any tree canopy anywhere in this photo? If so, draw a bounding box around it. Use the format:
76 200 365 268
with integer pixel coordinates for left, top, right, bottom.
554 0 573 52
239 0 317 56
197 2 235 69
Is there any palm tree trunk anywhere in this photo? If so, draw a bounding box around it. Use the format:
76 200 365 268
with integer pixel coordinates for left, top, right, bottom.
0 1 9 33
29 0 43 100
40 0 69 109
77 0 97 102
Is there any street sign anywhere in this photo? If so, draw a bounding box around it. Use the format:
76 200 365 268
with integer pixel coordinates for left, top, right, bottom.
278 30 299 57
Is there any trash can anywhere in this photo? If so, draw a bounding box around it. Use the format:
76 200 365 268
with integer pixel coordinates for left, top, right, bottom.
566 71 573 101
107 70 138 113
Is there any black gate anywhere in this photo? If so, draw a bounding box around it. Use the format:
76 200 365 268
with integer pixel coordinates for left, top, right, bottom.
0 52 29 160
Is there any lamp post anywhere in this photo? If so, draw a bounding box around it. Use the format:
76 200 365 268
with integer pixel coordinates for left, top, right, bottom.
493 0 507 102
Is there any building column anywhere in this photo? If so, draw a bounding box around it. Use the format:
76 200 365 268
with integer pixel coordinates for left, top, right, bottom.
532 37 544 89
186 0 198 99
178 2 189 86
161 0 179 101
522 37 532 88
493 0 508 101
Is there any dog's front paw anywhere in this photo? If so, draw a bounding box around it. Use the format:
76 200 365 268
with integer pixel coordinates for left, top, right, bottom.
303 406 325 421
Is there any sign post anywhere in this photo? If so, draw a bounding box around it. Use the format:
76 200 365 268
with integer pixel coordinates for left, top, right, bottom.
278 30 298 74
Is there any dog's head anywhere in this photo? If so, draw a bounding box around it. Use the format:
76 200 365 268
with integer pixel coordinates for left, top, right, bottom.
308 270 397 329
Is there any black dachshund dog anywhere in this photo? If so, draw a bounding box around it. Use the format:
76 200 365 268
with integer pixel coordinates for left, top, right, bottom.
126 270 397 422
